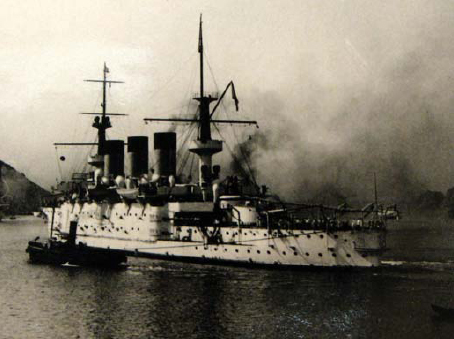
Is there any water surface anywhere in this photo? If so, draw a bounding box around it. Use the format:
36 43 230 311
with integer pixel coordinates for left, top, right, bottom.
1 216 454 338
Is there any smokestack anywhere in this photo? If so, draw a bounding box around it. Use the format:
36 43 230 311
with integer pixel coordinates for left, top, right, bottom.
154 132 176 177
127 136 149 177
103 140 124 178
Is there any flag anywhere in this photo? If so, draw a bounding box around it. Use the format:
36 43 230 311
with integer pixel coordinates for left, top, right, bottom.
198 14 203 53
231 82 239 111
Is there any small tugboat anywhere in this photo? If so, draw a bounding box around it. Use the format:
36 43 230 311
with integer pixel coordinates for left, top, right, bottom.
27 204 126 266
27 16 396 269
26 239 126 267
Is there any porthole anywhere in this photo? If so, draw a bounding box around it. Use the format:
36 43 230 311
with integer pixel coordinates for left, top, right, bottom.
243 232 247 235
346 254 351 258
283 251 286 255
247 249 251 253
294 252 298 256
224 248 228 252
253 233 256 236
214 247 218 251
334 235 338 239
318 253 322 257
307 234 311 239
235 249 239 253
320 235 324 239
194 230 197 233
362 254 367 258
195 247 198 250
267 250 271 255
332 253 337 257
226 232 229 235
257 250 261 254
305 252 309 256
264 233 267 236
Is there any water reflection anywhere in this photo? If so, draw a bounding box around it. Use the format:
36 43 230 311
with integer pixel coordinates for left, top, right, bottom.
79 264 377 338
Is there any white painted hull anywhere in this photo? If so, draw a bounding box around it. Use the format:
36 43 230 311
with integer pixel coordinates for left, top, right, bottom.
44 202 386 268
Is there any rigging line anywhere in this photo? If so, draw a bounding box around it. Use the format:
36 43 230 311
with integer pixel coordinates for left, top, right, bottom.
205 53 258 186
149 123 196 171
174 71 198 175
176 121 198 174
213 123 259 188
106 88 128 140
146 52 198 102
188 152 196 179
72 135 95 175
180 58 198 118
54 147 63 182
78 136 96 174
151 103 197 116
173 101 196 170
174 93 198 165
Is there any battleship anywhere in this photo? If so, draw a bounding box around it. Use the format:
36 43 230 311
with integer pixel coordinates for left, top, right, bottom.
27 17 397 268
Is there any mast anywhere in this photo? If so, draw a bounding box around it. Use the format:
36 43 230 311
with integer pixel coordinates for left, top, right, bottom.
144 16 257 195
190 14 221 190
84 63 124 155
196 14 217 143
199 14 204 101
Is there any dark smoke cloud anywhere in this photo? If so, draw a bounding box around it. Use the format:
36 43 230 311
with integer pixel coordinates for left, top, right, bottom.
224 43 454 206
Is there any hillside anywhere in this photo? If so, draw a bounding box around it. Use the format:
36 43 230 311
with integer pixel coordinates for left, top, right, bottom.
0 160 49 215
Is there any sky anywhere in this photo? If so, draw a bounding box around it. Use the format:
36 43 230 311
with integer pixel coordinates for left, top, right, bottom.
0 0 454 202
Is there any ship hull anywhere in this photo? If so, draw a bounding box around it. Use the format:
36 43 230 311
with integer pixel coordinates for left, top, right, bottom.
42 202 386 268
75 229 384 268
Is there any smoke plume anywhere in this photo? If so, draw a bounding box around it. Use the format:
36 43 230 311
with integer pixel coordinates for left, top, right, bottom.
225 44 454 206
